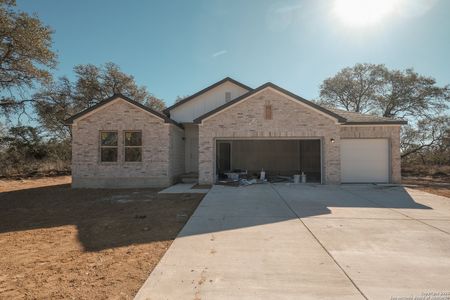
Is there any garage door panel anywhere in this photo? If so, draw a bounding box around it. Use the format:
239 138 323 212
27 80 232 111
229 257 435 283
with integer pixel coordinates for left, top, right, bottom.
341 139 389 183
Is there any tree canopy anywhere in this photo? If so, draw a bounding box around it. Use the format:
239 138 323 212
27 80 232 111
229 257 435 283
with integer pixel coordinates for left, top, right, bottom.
319 63 450 159
319 63 450 118
0 0 56 114
34 62 165 139
319 63 382 114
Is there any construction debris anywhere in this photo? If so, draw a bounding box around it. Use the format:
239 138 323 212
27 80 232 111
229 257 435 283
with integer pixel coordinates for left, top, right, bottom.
217 169 314 186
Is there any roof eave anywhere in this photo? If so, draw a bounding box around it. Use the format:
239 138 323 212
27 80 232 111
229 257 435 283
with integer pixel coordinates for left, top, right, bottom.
64 93 183 129
342 121 408 125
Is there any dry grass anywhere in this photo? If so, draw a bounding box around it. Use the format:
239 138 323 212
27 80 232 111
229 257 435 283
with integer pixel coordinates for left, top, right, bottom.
403 176 450 199
0 176 204 299
402 164 450 178
0 160 70 179
0 176 72 192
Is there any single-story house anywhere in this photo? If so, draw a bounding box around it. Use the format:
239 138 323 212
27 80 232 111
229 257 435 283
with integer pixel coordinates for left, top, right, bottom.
65 77 407 188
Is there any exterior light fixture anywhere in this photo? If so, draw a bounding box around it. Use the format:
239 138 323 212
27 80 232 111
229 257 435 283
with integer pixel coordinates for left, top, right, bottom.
330 138 335 143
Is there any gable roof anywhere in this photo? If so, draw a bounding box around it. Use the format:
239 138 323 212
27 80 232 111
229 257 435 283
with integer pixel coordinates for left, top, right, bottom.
65 93 182 128
163 77 252 114
193 82 407 125
193 82 348 124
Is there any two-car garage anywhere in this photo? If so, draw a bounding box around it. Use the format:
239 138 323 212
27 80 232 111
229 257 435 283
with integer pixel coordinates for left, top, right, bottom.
215 138 390 184
190 81 403 185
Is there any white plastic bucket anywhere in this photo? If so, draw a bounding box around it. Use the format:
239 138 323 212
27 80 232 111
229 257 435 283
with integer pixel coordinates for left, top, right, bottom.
260 169 266 180
301 173 307 183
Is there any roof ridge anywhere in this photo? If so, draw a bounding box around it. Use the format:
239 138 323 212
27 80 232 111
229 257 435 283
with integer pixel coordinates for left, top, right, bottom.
193 82 347 123
163 77 252 114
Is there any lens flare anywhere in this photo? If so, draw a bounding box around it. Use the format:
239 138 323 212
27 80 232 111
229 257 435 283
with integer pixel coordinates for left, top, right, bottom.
334 0 399 26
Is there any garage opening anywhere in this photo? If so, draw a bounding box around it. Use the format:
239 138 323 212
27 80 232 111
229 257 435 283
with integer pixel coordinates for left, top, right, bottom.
216 139 321 183
341 138 389 183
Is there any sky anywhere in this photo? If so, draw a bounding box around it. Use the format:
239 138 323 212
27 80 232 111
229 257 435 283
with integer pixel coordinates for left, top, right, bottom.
17 0 450 107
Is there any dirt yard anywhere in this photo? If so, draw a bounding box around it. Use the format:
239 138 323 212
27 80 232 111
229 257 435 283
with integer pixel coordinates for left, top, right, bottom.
0 176 204 299
403 176 450 198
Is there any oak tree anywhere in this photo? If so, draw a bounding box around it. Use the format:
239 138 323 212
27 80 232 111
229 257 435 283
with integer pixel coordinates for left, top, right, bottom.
0 0 56 115
34 62 166 139
319 63 450 158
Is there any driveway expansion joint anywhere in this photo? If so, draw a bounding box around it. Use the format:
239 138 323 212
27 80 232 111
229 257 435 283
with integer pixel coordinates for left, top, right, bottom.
345 188 450 235
269 183 369 300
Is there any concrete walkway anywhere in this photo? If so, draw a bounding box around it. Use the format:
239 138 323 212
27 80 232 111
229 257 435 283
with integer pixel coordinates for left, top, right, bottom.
135 184 450 300
158 183 210 194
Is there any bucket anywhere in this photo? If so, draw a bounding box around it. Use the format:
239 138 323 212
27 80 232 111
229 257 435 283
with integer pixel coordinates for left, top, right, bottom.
301 172 307 183
293 174 300 184
260 169 266 180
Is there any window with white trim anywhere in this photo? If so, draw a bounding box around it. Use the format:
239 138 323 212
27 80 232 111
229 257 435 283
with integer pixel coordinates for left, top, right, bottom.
124 131 142 162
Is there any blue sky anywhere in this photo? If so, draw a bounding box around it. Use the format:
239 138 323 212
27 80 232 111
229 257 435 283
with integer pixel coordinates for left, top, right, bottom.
17 0 450 107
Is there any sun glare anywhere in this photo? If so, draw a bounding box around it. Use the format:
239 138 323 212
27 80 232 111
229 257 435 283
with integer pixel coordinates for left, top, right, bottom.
334 0 399 26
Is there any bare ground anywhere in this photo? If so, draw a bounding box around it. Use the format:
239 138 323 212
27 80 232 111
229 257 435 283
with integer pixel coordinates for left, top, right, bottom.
403 176 450 198
0 176 204 299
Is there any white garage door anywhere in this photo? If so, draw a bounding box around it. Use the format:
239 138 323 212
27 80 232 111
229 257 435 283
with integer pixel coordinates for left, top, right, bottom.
340 139 389 183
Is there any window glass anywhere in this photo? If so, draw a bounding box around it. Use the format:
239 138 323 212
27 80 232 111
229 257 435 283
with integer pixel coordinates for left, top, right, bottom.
124 131 142 162
101 148 118 162
125 148 142 162
125 131 142 146
100 131 118 162
101 132 118 146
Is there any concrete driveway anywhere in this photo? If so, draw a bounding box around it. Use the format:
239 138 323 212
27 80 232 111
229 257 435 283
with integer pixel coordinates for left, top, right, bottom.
135 184 450 300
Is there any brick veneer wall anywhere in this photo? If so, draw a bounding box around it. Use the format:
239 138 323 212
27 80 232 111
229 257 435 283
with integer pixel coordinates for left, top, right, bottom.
197 88 402 185
198 88 341 184
71 98 177 188
70 92 402 187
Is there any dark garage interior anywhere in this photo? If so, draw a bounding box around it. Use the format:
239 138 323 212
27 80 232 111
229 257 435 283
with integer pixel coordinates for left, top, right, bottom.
216 139 321 183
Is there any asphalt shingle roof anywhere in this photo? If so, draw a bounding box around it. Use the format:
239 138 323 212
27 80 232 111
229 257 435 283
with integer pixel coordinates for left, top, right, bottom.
65 78 407 126
327 108 407 124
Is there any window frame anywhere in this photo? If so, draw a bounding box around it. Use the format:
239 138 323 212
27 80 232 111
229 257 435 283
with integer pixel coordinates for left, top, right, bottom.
99 130 119 163
123 130 143 163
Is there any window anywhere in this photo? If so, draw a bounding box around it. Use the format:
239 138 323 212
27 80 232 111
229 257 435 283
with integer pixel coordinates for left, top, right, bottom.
225 91 231 102
264 104 273 120
124 131 142 162
100 131 118 162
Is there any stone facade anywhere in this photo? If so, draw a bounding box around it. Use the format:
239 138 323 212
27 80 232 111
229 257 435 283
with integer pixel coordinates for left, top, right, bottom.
71 98 183 188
